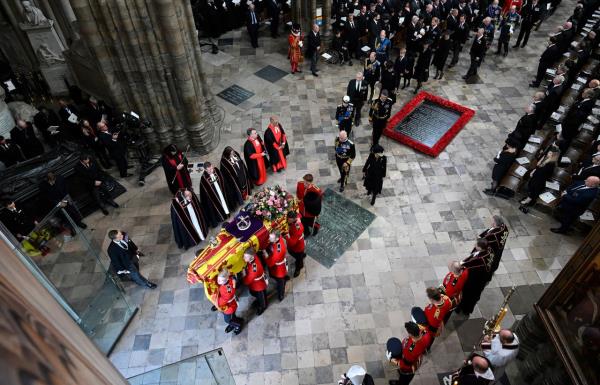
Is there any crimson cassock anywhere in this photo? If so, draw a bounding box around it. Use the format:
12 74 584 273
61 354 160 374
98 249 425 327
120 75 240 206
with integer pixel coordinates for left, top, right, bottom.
170 189 207 250
220 150 252 209
264 123 290 170
161 146 192 194
243 135 269 185
199 168 231 228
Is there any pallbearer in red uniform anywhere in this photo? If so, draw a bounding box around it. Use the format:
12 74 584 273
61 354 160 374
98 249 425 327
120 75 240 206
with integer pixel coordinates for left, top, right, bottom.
243 128 270 186
387 322 432 385
264 116 289 172
411 287 452 339
440 260 469 310
264 231 288 301
242 247 268 315
296 174 323 237
285 211 306 277
161 144 192 194
216 269 243 335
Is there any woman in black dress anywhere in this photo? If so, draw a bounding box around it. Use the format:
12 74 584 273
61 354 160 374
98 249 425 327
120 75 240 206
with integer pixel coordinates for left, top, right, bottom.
413 41 433 94
519 148 559 213
362 145 387 206
432 31 451 79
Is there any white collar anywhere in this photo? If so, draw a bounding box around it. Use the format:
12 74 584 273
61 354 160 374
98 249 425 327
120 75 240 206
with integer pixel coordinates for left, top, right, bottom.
475 367 495 381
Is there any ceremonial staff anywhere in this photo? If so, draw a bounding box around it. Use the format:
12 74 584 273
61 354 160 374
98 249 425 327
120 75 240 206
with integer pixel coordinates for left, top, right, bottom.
170 144 191 185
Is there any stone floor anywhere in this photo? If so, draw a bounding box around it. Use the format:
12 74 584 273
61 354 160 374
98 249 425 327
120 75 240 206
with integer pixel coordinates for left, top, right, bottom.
72 2 586 384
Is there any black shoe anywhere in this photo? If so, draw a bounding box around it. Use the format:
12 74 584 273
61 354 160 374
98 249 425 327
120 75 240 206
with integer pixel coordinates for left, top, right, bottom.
519 205 529 214
512 44 519 48
234 327 243 335
483 188 495 196
101 208 109 215
146 282 158 289
439 72 444 79
448 63 455 68
256 307 265 316
284 275 291 281
370 196 376 206
70 229 77 236
521 44 527 48
495 50 501 55
225 324 234 333
337 178 342 183
312 226 319 236
356 120 361 127
211 305 217 311
122 173 134 177
529 82 538 88
550 227 568 234
503 51 508 57
389 381 400 385
349 61 353 66
297 70 302 73
277 168 283 173
127 165 135 169
293 267 302 278
77 222 87 229
339 186 345 192
109 201 119 208
312 72 319 77
279 294 285 301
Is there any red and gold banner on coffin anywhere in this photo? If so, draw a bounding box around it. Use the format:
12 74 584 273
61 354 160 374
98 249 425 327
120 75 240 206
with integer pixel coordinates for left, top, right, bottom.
186 198 297 307
383 91 475 157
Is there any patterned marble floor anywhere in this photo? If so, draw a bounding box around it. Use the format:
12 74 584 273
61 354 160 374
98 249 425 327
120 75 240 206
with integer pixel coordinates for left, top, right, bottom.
71 2 585 384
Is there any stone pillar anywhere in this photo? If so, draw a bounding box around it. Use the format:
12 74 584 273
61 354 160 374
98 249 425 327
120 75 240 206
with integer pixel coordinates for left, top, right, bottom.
68 0 219 153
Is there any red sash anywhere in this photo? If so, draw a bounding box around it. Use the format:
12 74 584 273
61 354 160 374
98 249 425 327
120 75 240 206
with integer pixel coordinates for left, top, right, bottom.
268 124 287 170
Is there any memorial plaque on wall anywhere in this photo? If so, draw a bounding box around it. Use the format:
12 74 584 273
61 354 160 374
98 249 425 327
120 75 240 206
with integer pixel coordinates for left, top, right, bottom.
305 189 376 268
217 85 254 106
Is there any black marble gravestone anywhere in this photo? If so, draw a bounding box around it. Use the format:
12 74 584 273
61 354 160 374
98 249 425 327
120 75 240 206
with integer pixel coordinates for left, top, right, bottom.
254 65 289 83
393 100 462 147
216 85 254 105
305 188 376 268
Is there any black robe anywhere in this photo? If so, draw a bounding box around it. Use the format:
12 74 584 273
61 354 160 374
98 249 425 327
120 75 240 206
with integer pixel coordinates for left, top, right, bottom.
170 190 207 249
479 224 509 274
363 154 387 195
161 151 192 194
243 136 270 182
264 123 290 167
220 150 252 209
199 169 231 228
456 247 494 316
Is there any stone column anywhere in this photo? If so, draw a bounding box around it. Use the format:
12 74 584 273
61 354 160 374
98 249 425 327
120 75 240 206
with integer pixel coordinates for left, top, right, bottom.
68 0 219 153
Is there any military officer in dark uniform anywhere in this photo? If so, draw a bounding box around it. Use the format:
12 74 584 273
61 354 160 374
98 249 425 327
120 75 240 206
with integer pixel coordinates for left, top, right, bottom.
336 96 356 137
334 130 356 192
463 28 485 80
347 72 369 127
369 90 393 146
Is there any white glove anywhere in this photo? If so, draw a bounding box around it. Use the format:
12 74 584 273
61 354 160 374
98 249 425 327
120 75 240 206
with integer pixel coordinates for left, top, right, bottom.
386 350 392 360
299 41 303 47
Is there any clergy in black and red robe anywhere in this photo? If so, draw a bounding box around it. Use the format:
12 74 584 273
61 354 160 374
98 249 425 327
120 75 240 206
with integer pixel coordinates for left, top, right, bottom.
243 128 269 186
220 146 252 210
170 189 207 250
479 215 509 276
161 144 192 194
264 116 290 172
199 162 231 228
455 239 494 316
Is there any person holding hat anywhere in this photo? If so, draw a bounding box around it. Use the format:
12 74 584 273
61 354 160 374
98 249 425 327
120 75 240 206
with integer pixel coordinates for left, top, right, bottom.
296 173 322 236
337 365 375 385
387 322 432 385
363 145 387 205
288 23 304 74
336 95 356 137
369 90 393 146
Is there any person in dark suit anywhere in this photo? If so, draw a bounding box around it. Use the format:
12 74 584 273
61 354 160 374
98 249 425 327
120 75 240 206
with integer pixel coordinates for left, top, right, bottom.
540 75 565 125
39 172 87 233
562 89 595 144
10 119 44 159
34 106 62 147
307 24 321 76
83 96 112 128
432 31 451 79
96 121 132 178
345 13 361 60
449 14 469 67
551 176 600 233
519 148 559 212
362 144 386 205
246 3 260 48
394 48 414 90
74 154 119 215
0 135 25 168
484 142 518 195
530 36 560 87
266 0 280 38
573 155 600 180
413 41 433 94
347 72 369 126
514 0 541 48
57 99 81 140
0 199 37 242
507 105 537 150
463 28 485 80
107 229 157 288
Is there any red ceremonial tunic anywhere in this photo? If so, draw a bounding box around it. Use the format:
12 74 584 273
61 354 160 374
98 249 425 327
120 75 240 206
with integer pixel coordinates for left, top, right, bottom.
249 138 267 185
243 257 268 292
265 236 288 278
396 328 432 374
168 152 191 190
288 33 304 65
442 270 469 307
296 181 322 218
285 219 305 253
217 277 237 315
267 123 287 171
424 295 452 335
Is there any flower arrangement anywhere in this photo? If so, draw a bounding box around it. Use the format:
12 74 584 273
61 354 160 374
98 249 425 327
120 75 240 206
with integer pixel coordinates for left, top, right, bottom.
248 185 293 220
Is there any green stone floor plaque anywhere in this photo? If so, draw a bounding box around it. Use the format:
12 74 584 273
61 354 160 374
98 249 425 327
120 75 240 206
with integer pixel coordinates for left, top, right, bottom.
305 188 376 268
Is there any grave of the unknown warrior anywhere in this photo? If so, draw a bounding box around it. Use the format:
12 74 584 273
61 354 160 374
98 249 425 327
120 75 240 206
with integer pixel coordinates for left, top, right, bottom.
384 91 475 157
305 189 376 268
217 85 255 106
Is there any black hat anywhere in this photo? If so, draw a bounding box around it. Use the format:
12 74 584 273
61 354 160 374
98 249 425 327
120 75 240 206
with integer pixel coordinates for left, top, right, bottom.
372 144 384 153
386 337 403 359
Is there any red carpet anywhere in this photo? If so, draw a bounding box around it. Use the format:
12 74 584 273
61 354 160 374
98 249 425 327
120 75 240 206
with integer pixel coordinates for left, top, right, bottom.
384 91 475 157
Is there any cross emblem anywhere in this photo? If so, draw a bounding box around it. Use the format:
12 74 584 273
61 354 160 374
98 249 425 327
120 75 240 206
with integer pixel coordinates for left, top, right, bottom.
236 215 251 231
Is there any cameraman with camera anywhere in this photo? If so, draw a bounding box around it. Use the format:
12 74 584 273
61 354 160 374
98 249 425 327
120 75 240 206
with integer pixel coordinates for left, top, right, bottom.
97 121 132 178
